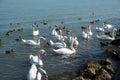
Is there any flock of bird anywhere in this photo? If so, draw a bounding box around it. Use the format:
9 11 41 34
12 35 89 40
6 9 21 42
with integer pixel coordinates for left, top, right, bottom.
21 24 48 80
1 19 120 80
19 20 120 55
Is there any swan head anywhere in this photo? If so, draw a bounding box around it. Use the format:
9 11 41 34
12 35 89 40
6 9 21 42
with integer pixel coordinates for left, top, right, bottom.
39 49 46 55
113 28 117 31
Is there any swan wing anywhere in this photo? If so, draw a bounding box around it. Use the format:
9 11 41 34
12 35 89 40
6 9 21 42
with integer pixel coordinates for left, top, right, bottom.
27 64 37 80
36 72 42 80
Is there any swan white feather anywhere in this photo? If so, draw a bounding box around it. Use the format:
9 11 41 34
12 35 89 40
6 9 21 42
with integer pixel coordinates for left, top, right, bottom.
29 54 43 67
50 40 66 48
96 28 117 40
33 27 39 36
53 39 76 55
27 64 37 80
22 39 40 46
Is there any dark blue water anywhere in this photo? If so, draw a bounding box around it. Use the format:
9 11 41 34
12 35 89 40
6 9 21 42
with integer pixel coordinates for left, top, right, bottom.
0 0 120 80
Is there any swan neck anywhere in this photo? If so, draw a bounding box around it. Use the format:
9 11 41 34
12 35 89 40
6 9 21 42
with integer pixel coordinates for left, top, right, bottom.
70 42 76 53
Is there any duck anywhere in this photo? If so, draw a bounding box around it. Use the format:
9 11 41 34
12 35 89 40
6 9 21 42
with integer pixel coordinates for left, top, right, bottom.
0 39 2 44
49 39 66 48
29 49 46 67
96 28 117 41
15 36 22 42
52 38 76 55
27 64 37 80
5 49 16 54
110 38 120 46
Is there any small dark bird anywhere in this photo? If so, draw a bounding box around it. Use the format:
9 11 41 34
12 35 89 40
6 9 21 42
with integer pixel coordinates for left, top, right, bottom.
81 26 87 30
95 19 100 22
100 41 109 47
110 38 120 46
6 49 16 54
0 39 2 45
15 36 22 42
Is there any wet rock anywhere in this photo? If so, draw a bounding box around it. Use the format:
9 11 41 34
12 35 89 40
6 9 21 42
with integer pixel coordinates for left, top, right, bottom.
102 65 114 73
84 61 101 70
73 76 91 80
94 68 112 80
100 58 112 65
80 68 96 79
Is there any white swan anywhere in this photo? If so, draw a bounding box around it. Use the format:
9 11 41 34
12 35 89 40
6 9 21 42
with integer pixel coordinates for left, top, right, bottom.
51 27 58 36
27 64 37 80
29 49 46 67
29 54 43 67
95 26 105 32
49 40 66 48
88 24 93 36
37 67 48 80
103 22 114 29
53 39 76 55
68 36 79 46
22 36 45 46
82 29 90 39
22 38 40 46
36 71 42 80
96 28 117 40
33 27 39 36
74 37 79 46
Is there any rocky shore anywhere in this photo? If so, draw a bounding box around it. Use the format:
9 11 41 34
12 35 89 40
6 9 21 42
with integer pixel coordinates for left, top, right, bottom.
73 45 120 80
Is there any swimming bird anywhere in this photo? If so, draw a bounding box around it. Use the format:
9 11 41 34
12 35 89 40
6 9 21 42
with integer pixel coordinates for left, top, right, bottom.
52 38 76 55
49 39 66 48
21 36 45 46
110 38 120 46
51 26 58 36
33 27 39 36
22 38 40 46
95 26 105 32
68 36 79 46
103 22 114 29
88 23 93 36
29 49 46 67
27 64 37 80
82 27 90 39
37 67 48 80
96 28 117 41
73 37 79 46
29 54 43 67
15 36 22 42
0 39 2 44
5 49 16 54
